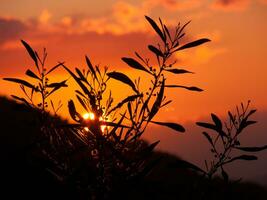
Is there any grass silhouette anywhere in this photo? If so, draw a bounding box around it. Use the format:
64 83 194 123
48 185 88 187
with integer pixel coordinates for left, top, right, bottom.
1 16 267 199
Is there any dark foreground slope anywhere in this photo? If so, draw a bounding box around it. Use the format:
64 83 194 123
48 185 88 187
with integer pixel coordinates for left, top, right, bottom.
0 96 266 200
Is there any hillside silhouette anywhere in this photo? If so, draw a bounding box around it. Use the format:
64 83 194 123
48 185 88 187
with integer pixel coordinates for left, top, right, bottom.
1 96 267 200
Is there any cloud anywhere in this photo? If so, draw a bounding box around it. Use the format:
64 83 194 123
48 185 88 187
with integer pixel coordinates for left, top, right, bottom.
175 31 226 65
78 1 148 35
38 9 52 25
211 0 251 11
0 17 28 45
143 0 204 11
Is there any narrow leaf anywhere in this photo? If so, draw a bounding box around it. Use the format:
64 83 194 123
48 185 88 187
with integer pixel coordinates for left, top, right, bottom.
11 95 29 105
75 68 87 83
68 100 78 122
76 95 88 111
26 69 39 80
3 78 35 90
148 45 164 57
100 121 130 128
202 131 213 145
151 121 185 133
211 113 222 130
225 155 258 164
165 85 203 92
235 145 267 152
46 62 64 75
46 80 67 88
85 55 97 80
107 71 138 93
239 120 257 133
196 122 217 130
164 68 193 74
107 94 142 115
21 40 38 68
62 64 96 109
176 38 211 51
145 15 165 42
122 57 150 73
148 79 165 121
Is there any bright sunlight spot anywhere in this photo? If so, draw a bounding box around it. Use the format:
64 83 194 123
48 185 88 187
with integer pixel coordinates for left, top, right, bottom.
83 112 95 120
82 113 108 133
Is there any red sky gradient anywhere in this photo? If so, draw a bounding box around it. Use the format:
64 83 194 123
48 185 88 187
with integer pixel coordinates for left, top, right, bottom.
1 0 267 184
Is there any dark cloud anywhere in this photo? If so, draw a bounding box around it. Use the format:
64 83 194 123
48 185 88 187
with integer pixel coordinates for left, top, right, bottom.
0 18 28 44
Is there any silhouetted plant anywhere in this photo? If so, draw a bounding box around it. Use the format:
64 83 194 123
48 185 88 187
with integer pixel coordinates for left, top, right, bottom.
3 16 211 199
197 101 267 181
172 101 267 185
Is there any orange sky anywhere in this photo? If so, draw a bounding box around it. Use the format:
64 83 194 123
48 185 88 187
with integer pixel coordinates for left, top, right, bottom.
1 0 267 184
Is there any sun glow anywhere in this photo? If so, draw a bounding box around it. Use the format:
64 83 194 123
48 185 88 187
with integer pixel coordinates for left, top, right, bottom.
82 112 108 132
83 112 95 120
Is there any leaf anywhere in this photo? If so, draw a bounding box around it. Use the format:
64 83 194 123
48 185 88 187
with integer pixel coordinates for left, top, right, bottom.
225 155 258 164
85 55 97 80
211 113 222 130
11 95 29 105
107 94 142 115
170 159 205 174
165 85 203 92
228 111 235 124
121 57 150 73
128 102 134 122
176 38 211 51
68 100 78 122
76 95 88 111
145 15 165 42
3 78 35 90
46 80 67 88
75 68 87 83
246 109 257 118
160 100 172 108
164 68 193 74
148 79 165 121
62 64 96 110
202 131 213 145
148 45 164 57
151 121 185 133
21 40 39 68
26 69 39 80
177 21 191 38
238 120 257 133
100 121 130 128
196 122 227 137
196 122 217 130
107 71 138 93
235 145 267 152
164 25 171 41
46 62 64 75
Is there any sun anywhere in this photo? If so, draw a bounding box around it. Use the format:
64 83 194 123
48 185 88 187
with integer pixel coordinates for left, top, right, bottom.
83 112 95 120
82 112 108 132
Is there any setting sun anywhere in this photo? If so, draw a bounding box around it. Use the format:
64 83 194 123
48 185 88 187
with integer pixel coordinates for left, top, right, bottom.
82 112 108 132
83 112 95 120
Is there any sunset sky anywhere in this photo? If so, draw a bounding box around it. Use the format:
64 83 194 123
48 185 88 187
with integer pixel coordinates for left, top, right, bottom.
1 0 267 184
